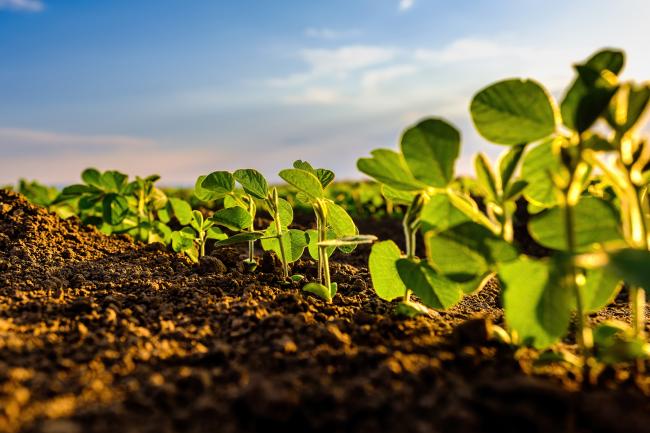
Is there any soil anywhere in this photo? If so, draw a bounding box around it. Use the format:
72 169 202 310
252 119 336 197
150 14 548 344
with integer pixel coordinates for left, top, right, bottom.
1 189 650 433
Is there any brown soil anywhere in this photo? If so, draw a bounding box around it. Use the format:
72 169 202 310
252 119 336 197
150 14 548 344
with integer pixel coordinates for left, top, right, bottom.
1 189 650 433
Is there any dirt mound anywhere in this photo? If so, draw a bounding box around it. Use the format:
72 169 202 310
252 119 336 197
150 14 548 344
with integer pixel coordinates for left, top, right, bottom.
1 189 650 433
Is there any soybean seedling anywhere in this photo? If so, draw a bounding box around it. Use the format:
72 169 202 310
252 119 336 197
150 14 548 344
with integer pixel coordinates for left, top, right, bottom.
168 199 227 262
280 161 375 302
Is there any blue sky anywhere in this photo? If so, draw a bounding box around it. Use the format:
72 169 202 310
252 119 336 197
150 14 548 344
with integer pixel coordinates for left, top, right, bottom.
1 0 649 185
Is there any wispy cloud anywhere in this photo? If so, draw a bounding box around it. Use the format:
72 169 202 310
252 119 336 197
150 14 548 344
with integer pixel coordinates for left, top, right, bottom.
361 64 417 91
414 38 536 63
0 0 44 12
398 0 414 12
305 27 361 40
268 45 397 87
285 87 341 105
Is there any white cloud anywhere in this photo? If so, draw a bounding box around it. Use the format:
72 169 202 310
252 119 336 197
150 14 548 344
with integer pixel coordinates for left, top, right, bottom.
398 0 414 11
0 0 44 12
414 38 536 64
305 28 361 40
268 45 397 87
285 87 341 105
361 65 417 91
0 128 155 153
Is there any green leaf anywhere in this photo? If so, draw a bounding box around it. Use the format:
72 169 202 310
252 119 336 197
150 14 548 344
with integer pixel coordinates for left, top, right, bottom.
306 229 336 260
606 249 650 289
100 170 128 193
102 193 129 225
206 226 228 240
292 160 316 173
500 257 573 349
561 49 625 131
171 230 195 252
60 184 101 196
583 267 622 313
325 201 357 252
168 198 193 226
261 227 308 263
150 221 172 244
213 231 264 247
357 149 426 191
400 118 460 187
504 180 528 201
275 197 294 228
426 222 517 293
396 259 463 309
470 78 556 145
529 197 622 252
210 207 252 231
570 66 619 133
474 153 498 201
279 168 324 200
521 139 561 207
420 193 470 235
191 210 204 232
381 184 416 205
446 191 500 233
303 282 333 302
234 169 269 200
368 240 406 301
194 175 218 202
81 168 102 188
201 171 235 198
316 168 335 188
498 143 526 190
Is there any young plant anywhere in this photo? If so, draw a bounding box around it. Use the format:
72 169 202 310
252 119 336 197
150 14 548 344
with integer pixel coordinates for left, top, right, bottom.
357 119 518 315
280 161 375 302
168 200 227 262
468 49 637 367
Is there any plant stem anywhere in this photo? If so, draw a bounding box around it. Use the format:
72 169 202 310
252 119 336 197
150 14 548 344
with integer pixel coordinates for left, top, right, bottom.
271 190 289 278
315 200 331 293
316 211 323 284
247 197 256 263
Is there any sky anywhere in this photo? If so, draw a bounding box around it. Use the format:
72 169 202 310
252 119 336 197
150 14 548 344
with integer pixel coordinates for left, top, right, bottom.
1 0 650 186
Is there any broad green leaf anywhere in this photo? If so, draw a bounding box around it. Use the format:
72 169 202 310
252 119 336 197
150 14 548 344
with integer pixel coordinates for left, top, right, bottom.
381 184 416 205
275 197 293 228
211 207 253 231
357 149 426 191
498 143 526 190
521 139 561 207
81 168 102 188
100 170 128 193
474 153 498 201
368 240 406 301
150 221 172 244
583 267 622 313
500 257 573 349
171 230 195 252
201 171 235 198
529 197 622 252
570 66 619 133
292 160 316 174
303 282 333 302
325 201 357 253
606 249 650 289
214 231 264 247
206 226 227 240
471 78 556 145
306 229 336 260
261 227 308 263
194 175 219 202
168 197 193 226
78 194 102 210
234 169 268 200
400 118 460 187
396 259 463 309
420 193 470 235
316 168 335 188
191 210 204 232
561 49 624 131
102 193 129 225
446 191 500 233
279 169 324 200
60 184 101 196
426 222 517 293
504 180 528 201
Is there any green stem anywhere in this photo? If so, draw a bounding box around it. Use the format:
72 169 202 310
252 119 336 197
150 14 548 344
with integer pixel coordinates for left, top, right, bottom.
273 211 289 278
247 197 256 263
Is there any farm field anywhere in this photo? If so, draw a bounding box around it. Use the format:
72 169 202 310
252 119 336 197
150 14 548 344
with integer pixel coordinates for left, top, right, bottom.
2 47 650 432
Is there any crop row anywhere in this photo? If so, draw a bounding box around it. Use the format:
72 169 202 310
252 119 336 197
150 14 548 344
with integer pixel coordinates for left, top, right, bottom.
10 48 650 373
